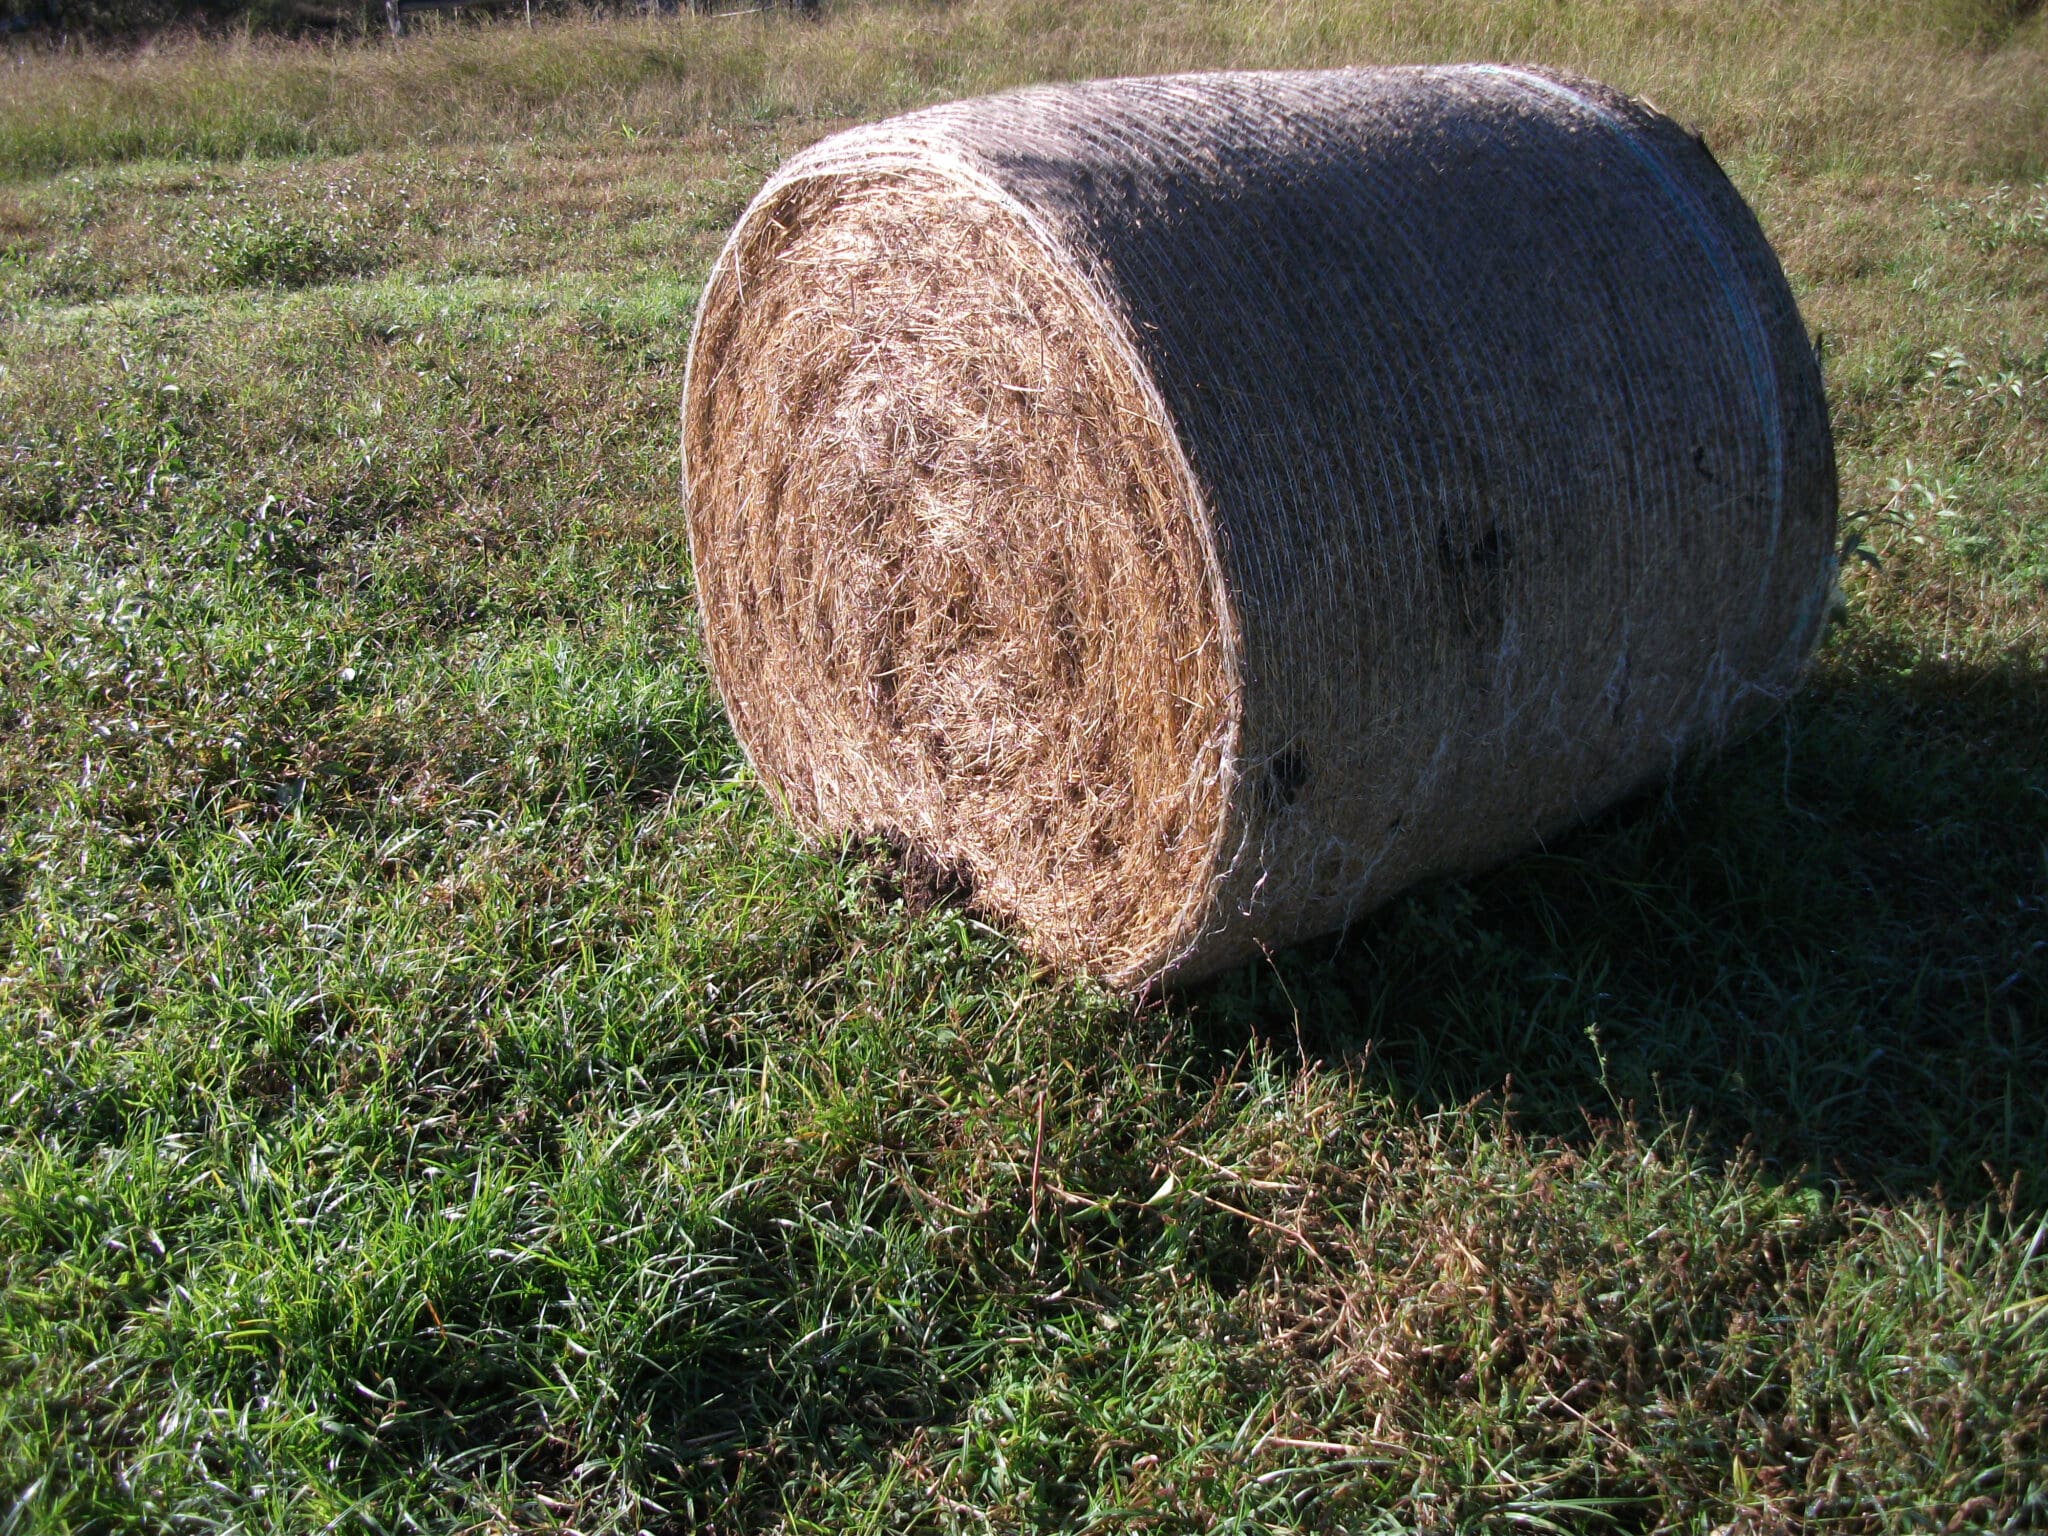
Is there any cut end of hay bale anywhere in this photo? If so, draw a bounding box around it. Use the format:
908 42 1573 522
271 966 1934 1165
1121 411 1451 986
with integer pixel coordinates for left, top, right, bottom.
684 168 1241 983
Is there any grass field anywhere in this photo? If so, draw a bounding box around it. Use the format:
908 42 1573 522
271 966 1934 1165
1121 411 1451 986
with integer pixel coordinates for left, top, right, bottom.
1 1 2045 1529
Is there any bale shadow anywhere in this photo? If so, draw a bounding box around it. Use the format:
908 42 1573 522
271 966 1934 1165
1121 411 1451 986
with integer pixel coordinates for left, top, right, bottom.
1186 649 2048 1212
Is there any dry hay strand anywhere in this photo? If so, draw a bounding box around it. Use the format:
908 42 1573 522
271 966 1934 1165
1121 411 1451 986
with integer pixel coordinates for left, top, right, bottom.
682 65 1837 990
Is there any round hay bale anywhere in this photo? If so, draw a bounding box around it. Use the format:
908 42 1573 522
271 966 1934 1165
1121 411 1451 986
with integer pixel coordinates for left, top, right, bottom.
681 64 1836 990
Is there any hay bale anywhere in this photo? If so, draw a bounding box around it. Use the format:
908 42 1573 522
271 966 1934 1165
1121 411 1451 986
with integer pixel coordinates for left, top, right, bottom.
681 65 1836 989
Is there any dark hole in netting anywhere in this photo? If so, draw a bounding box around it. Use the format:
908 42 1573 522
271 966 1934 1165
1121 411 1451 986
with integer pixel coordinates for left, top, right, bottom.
1259 745 1310 815
1436 522 1511 576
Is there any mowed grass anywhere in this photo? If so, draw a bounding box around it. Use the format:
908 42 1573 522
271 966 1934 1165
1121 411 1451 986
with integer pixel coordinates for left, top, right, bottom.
1 0 2045 1529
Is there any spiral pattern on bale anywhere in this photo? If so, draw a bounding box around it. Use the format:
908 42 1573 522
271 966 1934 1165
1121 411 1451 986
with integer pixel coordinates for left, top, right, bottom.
682 65 1836 989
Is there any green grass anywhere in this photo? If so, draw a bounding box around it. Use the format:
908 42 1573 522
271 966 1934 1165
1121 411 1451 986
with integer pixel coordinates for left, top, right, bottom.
1 1 2045 1530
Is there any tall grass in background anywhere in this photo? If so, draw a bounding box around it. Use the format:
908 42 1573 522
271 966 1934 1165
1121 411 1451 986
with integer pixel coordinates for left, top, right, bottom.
0 0 2043 180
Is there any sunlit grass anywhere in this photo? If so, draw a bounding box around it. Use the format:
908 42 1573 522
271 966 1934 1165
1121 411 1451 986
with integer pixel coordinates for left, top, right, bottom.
1 0 2044 181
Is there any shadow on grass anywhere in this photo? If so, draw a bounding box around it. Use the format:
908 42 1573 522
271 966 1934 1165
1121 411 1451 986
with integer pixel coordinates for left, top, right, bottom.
1188 648 2048 1211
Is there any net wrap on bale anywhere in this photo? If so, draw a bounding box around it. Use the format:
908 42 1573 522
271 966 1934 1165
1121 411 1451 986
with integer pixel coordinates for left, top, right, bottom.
681 65 1836 989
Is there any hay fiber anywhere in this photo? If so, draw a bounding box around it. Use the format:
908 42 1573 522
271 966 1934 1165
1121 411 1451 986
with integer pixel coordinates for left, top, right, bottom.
681 65 1837 990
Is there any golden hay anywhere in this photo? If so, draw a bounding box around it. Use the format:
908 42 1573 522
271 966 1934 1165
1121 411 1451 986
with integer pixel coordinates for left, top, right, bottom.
682 65 1837 989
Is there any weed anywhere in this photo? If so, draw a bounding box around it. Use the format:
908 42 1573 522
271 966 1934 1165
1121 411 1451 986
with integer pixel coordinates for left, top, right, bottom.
26 241 119 300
